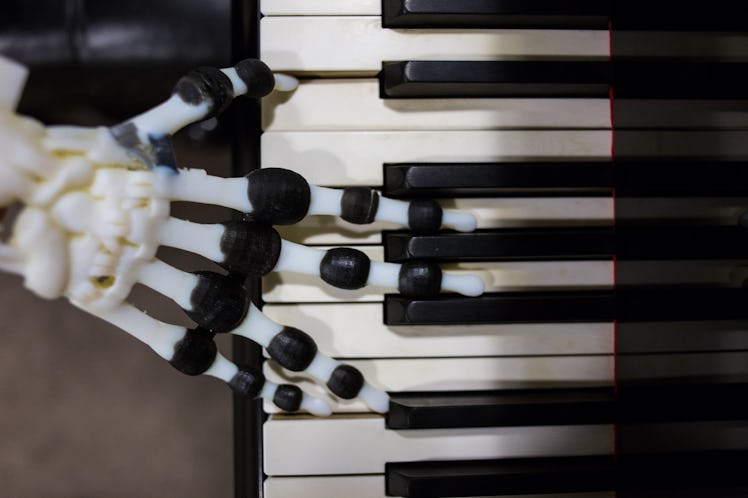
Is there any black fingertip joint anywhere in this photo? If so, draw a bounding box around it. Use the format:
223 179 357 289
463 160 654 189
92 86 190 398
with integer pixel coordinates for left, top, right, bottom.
187 272 249 333
220 220 281 276
398 261 443 297
247 168 311 225
173 66 234 118
408 199 443 234
267 327 318 372
273 384 303 412
234 59 276 99
327 365 364 400
169 328 217 376
341 187 380 224
229 369 266 399
320 247 371 290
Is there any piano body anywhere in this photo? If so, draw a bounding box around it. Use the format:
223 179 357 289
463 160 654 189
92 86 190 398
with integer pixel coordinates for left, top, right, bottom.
236 2 748 497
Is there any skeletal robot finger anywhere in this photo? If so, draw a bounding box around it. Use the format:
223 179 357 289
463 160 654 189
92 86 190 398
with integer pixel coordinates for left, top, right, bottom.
160 167 477 232
109 59 296 170
134 261 389 413
84 303 331 416
157 217 484 297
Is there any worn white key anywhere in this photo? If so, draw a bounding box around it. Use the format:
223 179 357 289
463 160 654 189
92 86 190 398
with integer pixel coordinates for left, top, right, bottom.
261 17 609 73
261 130 612 186
265 476 615 498
262 80 610 131
262 303 614 358
265 476 385 498
261 0 379 15
264 356 614 413
264 416 615 475
262 246 614 303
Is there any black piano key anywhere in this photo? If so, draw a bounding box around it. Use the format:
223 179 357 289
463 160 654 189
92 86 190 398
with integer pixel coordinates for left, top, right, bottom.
388 385 748 431
387 388 615 429
385 291 615 325
617 226 748 260
387 452 748 498
385 227 748 263
382 0 611 29
612 0 748 30
383 162 613 198
386 457 616 497
616 384 748 423
617 288 748 322
387 288 748 326
613 61 748 100
615 161 748 197
384 228 614 262
381 60 748 100
381 61 610 99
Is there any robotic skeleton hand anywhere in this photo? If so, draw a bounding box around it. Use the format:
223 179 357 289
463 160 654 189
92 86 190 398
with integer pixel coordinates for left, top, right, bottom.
0 55 484 415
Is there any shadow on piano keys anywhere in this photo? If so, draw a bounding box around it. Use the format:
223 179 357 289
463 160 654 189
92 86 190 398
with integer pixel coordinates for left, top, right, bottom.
235 2 748 498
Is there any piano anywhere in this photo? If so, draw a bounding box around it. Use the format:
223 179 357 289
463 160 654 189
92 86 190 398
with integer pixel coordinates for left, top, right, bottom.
233 2 748 498
4 1 748 496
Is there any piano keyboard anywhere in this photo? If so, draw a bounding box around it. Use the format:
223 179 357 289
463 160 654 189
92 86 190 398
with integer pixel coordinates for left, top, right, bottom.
232 1 748 497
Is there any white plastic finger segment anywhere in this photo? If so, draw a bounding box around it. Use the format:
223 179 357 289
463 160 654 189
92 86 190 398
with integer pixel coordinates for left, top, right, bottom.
273 240 325 274
163 169 252 212
221 67 248 95
203 353 240 381
84 304 187 361
443 210 478 232
365 261 400 288
358 384 390 414
306 353 389 413
128 95 211 141
0 55 28 110
373 196 409 226
307 185 343 216
273 73 299 92
158 217 225 262
442 273 485 297
233 303 284 346
300 394 333 416
136 260 200 310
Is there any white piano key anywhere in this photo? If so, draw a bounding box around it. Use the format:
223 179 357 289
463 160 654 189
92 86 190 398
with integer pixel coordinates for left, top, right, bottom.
261 0 379 15
260 17 609 73
262 302 615 358
262 245 614 303
265 476 384 498
262 79 610 131
263 356 614 413
261 130 612 186
277 197 614 245
263 416 614 475
265 476 615 498
267 356 615 392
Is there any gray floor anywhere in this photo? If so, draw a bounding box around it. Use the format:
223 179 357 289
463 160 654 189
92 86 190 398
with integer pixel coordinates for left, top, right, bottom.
0 272 234 497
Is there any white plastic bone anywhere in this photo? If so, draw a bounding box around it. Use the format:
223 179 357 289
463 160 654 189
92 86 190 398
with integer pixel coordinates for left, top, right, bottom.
0 55 28 110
